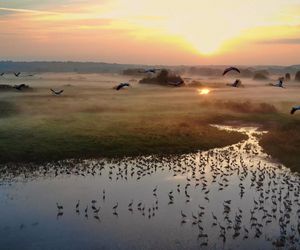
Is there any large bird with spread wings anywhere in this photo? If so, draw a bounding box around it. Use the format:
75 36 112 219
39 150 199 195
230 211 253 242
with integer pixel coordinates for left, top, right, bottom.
223 67 240 76
291 106 300 115
115 83 130 90
50 88 64 95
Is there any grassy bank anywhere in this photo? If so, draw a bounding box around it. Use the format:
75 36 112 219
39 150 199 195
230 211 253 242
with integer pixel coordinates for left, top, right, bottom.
260 120 300 172
0 112 245 163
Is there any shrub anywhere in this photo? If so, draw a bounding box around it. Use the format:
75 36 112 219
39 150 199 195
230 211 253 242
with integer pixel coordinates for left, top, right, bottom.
295 71 300 82
139 69 184 86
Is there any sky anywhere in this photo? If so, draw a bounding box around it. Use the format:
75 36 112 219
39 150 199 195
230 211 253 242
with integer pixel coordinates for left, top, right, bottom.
0 0 300 65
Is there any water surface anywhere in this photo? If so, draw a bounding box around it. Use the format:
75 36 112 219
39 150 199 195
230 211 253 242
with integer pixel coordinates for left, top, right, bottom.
0 126 299 249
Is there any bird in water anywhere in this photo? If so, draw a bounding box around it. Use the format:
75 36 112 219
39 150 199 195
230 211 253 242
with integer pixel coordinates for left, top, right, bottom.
75 200 80 211
50 88 64 95
56 203 63 210
113 202 118 211
115 83 130 91
223 67 240 76
290 106 300 115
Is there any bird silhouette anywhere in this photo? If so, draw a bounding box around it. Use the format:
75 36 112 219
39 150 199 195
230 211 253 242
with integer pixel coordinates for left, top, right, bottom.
115 83 130 91
50 89 64 95
223 67 240 76
14 84 27 91
139 68 161 74
291 106 300 115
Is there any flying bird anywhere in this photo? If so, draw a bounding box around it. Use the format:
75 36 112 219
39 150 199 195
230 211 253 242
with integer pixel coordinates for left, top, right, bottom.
0 73 4 76
223 67 240 76
14 84 27 91
168 80 184 87
50 88 64 95
290 106 300 115
139 68 161 74
115 83 130 90
14 72 21 77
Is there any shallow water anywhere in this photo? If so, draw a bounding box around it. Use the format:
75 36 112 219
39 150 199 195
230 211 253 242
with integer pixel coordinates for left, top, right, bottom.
0 126 299 250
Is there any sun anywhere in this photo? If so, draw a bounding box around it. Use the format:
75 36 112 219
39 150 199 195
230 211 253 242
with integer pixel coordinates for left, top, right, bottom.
198 88 211 95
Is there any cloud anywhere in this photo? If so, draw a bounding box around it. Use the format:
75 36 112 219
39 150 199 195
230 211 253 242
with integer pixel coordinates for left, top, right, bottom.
258 38 300 45
0 7 58 15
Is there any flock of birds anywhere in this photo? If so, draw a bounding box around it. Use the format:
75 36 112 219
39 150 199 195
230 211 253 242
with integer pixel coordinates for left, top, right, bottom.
1 67 298 115
1 127 299 248
223 67 299 115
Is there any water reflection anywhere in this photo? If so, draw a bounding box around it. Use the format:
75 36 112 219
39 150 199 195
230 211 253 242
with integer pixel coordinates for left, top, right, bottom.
0 126 299 250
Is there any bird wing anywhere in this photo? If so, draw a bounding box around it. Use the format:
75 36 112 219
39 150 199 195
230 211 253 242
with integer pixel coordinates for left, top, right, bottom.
291 108 296 114
223 67 240 76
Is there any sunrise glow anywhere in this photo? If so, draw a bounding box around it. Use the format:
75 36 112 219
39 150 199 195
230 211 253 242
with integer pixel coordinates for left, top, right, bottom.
198 89 211 95
1 0 300 64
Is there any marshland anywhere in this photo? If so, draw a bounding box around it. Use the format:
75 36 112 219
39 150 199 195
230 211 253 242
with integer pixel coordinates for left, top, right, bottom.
0 67 299 249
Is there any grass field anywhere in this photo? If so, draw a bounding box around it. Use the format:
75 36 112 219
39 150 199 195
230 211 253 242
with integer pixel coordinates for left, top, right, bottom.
0 73 299 171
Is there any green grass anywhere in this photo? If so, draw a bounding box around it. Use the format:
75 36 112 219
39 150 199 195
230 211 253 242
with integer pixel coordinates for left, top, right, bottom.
260 120 300 172
0 113 245 163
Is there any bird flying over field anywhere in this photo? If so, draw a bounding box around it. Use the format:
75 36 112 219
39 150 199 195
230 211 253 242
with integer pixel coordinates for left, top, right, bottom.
139 68 161 74
115 83 130 90
168 80 184 87
290 106 300 115
50 88 64 95
223 67 240 76
14 72 21 77
14 84 27 91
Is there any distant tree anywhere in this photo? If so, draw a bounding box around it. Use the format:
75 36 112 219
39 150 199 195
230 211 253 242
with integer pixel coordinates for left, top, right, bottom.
295 71 300 82
139 69 184 86
253 72 268 81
